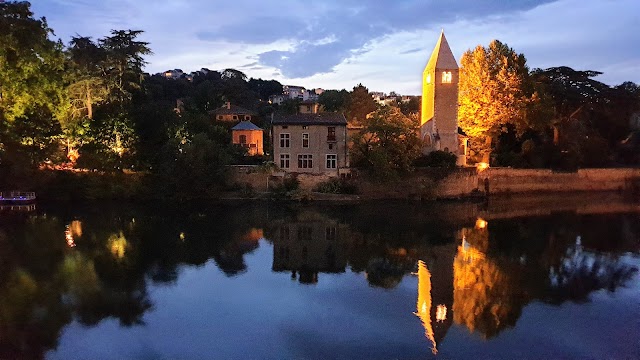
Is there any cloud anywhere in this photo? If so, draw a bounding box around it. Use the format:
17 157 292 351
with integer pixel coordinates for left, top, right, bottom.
29 0 640 93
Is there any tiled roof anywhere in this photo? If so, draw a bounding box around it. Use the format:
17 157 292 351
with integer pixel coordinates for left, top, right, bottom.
272 112 347 126
210 104 256 115
232 121 263 131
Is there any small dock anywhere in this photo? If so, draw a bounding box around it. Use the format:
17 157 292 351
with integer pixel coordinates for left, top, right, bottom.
0 191 37 204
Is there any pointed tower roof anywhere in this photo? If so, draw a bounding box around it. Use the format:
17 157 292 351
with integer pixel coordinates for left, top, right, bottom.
426 31 458 70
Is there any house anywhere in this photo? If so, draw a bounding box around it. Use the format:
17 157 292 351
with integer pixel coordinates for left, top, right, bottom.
421 31 468 165
232 121 264 156
210 102 256 122
272 104 348 175
283 85 306 100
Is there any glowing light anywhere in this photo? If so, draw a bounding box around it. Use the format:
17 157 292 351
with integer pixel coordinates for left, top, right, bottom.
475 218 488 229
415 260 437 354
442 71 452 83
436 305 447 322
179 232 186 241
426 74 431 84
65 226 76 248
476 162 489 172
108 232 128 259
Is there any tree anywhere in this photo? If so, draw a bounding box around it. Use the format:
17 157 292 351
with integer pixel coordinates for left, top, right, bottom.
0 1 65 121
248 78 283 101
99 30 151 103
458 40 530 163
351 106 421 177
530 66 610 145
346 84 377 126
319 89 350 112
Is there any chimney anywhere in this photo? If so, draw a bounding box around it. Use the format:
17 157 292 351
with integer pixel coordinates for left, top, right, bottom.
225 101 231 109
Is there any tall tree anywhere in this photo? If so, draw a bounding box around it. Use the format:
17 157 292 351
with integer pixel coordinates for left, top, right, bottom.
458 40 530 162
319 89 350 113
99 30 151 103
346 84 377 126
351 106 422 177
531 66 611 145
0 1 65 121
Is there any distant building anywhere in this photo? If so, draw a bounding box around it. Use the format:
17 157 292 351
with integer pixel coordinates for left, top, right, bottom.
231 121 264 156
269 94 287 105
272 103 348 175
162 69 184 79
283 85 306 100
421 31 468 165
210 102 256 122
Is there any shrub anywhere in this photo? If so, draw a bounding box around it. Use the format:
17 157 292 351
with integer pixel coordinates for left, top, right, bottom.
413 151 457 168
313 178 358 194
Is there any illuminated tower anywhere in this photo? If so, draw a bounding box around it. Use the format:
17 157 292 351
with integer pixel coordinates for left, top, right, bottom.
421 31 465 163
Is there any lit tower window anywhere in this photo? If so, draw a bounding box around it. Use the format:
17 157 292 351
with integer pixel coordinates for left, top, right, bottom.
442 71 452 83
426 74 431 84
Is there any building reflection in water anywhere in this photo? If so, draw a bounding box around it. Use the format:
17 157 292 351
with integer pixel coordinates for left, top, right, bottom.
271 211 347 284
414 241 456 354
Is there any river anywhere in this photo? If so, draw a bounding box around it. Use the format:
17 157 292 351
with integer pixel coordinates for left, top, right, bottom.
0 197 638 359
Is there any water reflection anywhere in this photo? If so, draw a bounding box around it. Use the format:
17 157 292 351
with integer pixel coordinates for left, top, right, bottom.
0 201 638 358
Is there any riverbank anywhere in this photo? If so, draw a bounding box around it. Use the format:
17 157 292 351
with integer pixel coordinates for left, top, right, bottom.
3 167 640 202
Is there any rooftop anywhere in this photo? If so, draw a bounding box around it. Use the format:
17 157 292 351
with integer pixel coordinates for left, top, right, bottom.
232 121 263 131
210 104 256 116
273 112 347 126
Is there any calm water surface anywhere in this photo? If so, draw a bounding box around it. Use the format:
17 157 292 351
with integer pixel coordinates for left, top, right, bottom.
0 199 639 359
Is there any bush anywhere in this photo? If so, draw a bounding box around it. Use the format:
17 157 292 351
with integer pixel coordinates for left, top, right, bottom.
268 176 300 199
413 151 457 168
313 178 358 194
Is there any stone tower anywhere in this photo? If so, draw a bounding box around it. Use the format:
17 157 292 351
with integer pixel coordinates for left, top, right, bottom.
421 31 464 162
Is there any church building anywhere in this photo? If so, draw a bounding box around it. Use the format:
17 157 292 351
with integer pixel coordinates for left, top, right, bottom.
421 31 468 165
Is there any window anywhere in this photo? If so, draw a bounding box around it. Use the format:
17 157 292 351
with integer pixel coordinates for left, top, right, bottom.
328 143 334 150
280 133 290 148
217 115 223 120
302 125 308 129
327 127 336 141
326 154 337 169
302 133 309 148
298 154 313 169
244 115 251 120
426 74 431 84
442 71 452 83
326 227 337 241
232 115 238 120
306 105 311 112
239 134 247 145
280 154 290 169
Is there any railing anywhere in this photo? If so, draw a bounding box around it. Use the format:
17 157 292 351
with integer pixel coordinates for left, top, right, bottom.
0 191 37 201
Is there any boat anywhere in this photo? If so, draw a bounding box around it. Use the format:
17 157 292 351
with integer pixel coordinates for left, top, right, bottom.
0 191 37 204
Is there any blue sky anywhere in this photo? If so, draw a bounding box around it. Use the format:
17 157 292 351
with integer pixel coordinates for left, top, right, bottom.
32 0 640 94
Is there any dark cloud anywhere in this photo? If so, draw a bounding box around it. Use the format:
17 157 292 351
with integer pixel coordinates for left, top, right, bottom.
249 0 558 77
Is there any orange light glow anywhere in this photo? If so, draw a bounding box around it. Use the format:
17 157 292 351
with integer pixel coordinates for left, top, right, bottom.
475 218 488 229
476 162 489 172
436 304 447 322
415 260 438 354
65 226 76 248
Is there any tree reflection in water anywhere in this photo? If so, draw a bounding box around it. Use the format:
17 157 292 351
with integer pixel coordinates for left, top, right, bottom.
0 203 637 358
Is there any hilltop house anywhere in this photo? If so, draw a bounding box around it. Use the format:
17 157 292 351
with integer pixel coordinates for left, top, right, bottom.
272 103 348 175
232 121 264 156
210 102 256 122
